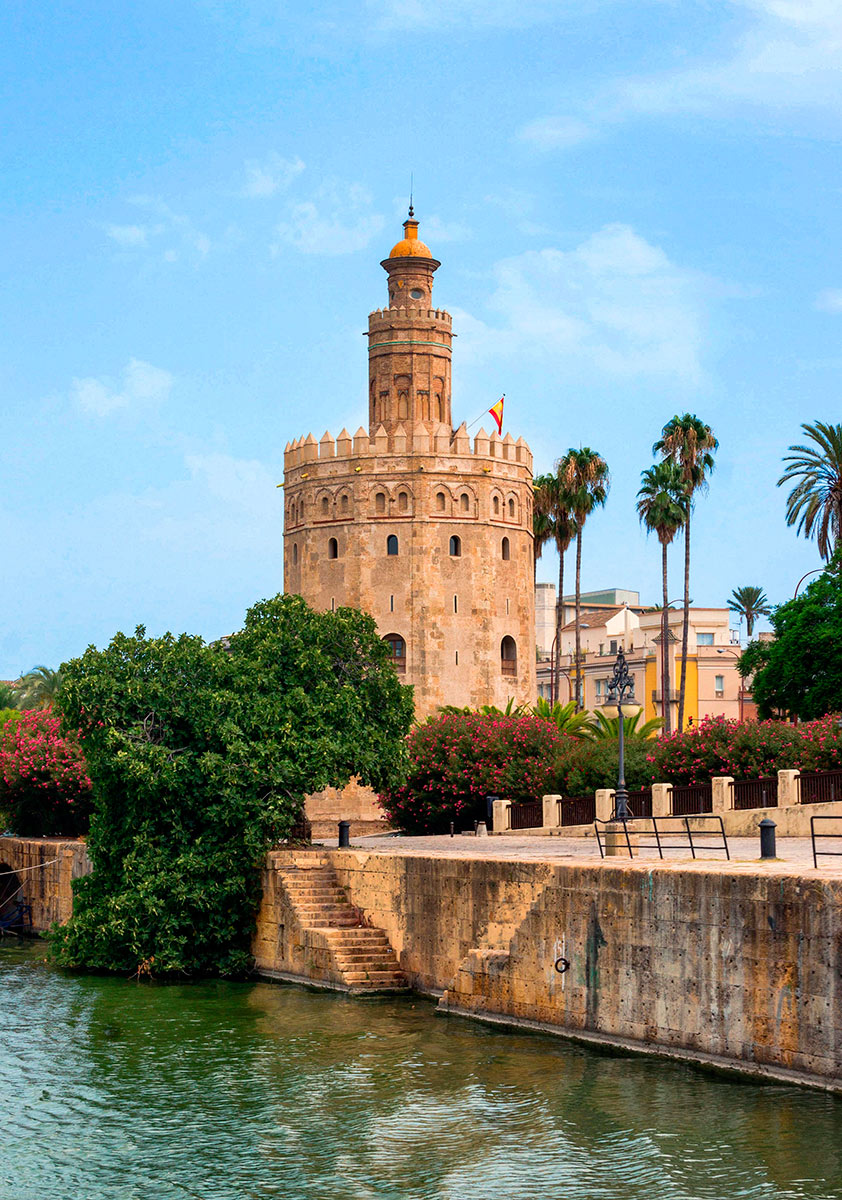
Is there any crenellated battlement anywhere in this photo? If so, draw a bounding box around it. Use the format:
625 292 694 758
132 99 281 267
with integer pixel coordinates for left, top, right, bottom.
368 306 452 324
283 422 532 474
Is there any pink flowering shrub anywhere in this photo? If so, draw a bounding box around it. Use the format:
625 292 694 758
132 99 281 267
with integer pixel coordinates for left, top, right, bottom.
380 713 564 834
0 709 92 836
647 715 842 786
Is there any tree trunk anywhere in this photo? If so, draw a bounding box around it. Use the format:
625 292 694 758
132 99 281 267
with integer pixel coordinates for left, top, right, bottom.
553 542 565 704
574 529 583 711
661 538 671 735
677 515 691 731
746 612 754 639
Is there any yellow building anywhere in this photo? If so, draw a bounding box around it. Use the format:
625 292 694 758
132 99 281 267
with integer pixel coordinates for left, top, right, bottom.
536 597 748 726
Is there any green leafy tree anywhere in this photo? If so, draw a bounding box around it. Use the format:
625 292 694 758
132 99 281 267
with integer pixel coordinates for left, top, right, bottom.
737 562 842 719
654 414 718 731
558 448 609 710
636 461 687 734
777 421 842 561
727 585 772 639
52 595 413 977
16 665 62 710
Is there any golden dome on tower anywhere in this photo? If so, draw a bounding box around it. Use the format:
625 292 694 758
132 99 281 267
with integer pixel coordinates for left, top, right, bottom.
388 210 432 259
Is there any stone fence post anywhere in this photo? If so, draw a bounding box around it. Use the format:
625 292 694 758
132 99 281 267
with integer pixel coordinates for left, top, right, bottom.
492 798 511 832
542 794 562 829
712 776 734 814
595 789 615 823
651 783 673 817
778 769 800 807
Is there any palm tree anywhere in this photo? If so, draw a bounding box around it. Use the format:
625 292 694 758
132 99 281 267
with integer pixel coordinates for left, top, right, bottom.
589 708 664 740
558 448 610 710
636 461 687 735
534 472 577 702
16 665 63 710
727 585 772 639
532 698 596 740
0 681 20 710
532 474 555 586
654 415 717 732
777 421 842 561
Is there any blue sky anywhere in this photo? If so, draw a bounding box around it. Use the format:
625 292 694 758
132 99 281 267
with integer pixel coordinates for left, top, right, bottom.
3 0 840 675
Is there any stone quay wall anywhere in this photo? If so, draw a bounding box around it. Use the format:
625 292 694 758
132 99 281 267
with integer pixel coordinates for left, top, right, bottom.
0 837 91 931
286 849 842 1090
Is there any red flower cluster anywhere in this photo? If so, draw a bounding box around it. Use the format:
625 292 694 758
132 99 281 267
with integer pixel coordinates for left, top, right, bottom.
379 713 563 834
647 714 842 786
0 709 92 836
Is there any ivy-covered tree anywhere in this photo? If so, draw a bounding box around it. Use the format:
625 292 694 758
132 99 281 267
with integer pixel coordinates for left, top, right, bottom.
738 561 842 719
52 594 413 978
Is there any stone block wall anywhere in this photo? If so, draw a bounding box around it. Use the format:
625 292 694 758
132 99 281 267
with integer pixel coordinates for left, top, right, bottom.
0 837 91 931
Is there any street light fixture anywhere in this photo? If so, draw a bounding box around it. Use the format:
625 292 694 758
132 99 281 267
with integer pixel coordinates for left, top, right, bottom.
605 647 641 822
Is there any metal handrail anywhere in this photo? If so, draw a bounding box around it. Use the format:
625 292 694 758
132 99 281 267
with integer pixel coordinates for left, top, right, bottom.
810 815 842 869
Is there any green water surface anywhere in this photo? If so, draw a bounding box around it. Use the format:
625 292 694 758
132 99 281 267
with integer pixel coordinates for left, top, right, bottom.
1 941 840 1200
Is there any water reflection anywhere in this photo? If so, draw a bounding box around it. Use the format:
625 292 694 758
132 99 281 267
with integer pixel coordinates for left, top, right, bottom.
0 942 840 1200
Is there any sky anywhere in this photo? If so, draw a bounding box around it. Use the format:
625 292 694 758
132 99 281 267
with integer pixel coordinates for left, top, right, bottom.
2 0 840 676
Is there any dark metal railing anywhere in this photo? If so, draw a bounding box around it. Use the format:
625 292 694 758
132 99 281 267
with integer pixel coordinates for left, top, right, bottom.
626 788 652 818
799 769 842 805
595 815 729 861
732 776 778 810
671 783 713 815
510 800 543 830
561 794 596 826
810 816 842 868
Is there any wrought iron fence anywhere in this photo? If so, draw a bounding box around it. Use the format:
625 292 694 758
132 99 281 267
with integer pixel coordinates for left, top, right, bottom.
732 776 778 810
561 794 596 826
509 800 543 830
626 788 652 817
671 783 713 815
799 769 842 805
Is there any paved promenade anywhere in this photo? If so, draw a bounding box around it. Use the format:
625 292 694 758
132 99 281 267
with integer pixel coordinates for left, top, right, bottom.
317 830 842 874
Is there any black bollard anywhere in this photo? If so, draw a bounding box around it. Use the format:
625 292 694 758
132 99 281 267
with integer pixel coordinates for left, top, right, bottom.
450 821 455 838
338 820 350 849
759 818 776 859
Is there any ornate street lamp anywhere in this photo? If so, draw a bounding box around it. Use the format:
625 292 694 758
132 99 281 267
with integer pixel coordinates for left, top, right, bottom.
605 647 641 821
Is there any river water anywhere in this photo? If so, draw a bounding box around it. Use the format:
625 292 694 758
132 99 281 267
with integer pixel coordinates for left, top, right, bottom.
1 941 840 1200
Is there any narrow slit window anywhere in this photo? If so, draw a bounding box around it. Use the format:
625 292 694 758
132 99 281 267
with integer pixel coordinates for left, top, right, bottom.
328 537 338 559
390 595 394 613
292 543 298 566
460 493 469 513
376 492 386 514
453 594 458 613
501 537 510 560
436 491 446 512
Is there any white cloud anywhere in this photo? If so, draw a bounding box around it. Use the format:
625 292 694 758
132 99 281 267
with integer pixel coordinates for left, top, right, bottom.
72 359 173 417
815 288 842 313
241 152 305 199
518 115 595 150
455 224 708 381
273 182 384 255
104 196 212 262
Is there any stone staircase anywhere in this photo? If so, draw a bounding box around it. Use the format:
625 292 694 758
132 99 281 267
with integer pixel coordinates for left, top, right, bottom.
276 859 408 994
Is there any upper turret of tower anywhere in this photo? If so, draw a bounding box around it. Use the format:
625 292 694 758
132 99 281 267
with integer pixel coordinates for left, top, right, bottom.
368 211 452 434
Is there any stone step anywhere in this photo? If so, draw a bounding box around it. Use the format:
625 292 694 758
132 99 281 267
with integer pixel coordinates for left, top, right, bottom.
301 917 363 929
320 929 390 942
333 949 399 963
343 970 408 986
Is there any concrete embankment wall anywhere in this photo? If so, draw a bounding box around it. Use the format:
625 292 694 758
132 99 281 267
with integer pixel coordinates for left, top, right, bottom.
0 837 91 931
257 849 842 1090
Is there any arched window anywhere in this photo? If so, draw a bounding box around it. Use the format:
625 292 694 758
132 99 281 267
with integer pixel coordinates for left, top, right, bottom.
460 493 469 513
340 494 349 514
292 543 298 566
398 491 409 513
321 496 329 516
436 491 446 512
501 636 517 676
328 537 338 559
387 535 399 556
376 492 386 514
449 535 461 557
501 537 510 560
383 634 406 674
508 498 515 518
493 496 500 516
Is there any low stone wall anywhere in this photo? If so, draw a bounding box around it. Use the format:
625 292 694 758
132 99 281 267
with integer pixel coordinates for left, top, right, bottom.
0 837 91 932
305 777 391 840
316 849 842 1090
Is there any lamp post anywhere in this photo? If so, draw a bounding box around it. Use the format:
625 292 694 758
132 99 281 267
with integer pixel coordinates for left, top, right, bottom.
605 647 640 822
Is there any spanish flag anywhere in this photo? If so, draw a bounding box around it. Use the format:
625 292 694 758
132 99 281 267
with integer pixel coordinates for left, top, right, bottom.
488 395 504 434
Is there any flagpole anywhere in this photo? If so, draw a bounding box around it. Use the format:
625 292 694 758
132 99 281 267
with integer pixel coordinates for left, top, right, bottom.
464 394 505 432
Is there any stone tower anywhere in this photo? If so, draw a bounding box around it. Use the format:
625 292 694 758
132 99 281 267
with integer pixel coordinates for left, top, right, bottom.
282 211 536 717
